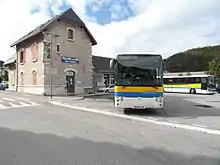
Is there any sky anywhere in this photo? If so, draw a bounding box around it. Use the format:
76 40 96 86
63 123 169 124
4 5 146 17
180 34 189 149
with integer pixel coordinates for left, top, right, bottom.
1 0 220 61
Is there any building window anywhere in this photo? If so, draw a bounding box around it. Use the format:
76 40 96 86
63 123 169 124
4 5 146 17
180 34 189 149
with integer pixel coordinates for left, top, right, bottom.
31 43 38 62
20 50 25 64
104 74 110 87
67 28 75 40
32 70 37 85
56 44 60 53
20 72 24 85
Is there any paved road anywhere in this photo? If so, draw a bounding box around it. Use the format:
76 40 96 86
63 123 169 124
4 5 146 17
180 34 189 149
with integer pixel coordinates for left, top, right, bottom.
49 93 220 131
0 102 219 165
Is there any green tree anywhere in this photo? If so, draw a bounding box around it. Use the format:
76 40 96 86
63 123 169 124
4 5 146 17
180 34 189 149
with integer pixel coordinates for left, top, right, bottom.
0 75 3 83
208 56 220 76
3 70 8 81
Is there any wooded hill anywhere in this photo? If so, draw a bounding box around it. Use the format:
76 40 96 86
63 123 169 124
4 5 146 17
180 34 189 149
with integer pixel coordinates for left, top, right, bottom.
163 45 220 72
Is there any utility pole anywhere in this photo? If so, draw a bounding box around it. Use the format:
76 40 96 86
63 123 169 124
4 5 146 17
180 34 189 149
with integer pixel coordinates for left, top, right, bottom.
43 32 59 99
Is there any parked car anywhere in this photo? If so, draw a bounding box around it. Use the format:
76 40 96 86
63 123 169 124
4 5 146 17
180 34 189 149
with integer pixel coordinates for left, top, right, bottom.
1 81 8 88
104 84 114 93
0 83 6 90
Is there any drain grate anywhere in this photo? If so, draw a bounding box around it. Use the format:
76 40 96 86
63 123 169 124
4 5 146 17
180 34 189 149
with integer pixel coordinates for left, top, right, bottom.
194 104 212 108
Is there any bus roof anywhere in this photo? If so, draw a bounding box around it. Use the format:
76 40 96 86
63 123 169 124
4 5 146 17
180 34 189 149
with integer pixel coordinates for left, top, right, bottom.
163 75 214 78
116 52 161 56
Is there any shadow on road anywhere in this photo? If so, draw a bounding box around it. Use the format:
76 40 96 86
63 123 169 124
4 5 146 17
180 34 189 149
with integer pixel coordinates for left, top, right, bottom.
0 127 219 165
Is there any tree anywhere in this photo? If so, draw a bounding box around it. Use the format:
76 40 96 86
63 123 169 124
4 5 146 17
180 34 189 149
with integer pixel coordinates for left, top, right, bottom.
3 70 8 81
0 75 3 83
208 56 220 76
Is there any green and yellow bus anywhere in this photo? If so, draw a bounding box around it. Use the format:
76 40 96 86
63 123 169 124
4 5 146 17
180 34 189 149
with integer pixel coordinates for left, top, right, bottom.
163 75 216 94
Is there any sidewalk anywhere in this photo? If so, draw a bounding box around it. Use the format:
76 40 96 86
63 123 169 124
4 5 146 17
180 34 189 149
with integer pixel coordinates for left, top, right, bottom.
2 90 112 103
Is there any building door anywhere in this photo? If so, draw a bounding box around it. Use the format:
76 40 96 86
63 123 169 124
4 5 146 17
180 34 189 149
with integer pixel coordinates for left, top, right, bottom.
66 71 75 93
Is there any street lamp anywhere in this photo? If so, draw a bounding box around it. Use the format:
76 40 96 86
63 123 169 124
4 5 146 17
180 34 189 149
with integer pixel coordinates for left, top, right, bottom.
42 32 59 99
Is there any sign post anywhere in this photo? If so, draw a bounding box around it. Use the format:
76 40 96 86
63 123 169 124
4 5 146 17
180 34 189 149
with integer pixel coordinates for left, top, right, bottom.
42 32 59 98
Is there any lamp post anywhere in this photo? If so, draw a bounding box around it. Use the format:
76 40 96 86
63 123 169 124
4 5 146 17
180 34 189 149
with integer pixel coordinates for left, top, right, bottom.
42 32 59 99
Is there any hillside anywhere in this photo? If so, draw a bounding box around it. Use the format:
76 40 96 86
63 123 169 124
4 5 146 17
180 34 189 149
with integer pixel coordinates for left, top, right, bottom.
163 45 220 72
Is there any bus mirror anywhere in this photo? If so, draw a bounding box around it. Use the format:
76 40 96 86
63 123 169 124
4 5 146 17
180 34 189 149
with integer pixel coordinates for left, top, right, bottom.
110 59 116 69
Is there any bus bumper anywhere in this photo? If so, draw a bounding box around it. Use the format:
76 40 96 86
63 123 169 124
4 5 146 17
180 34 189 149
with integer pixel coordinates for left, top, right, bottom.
114 96 163 109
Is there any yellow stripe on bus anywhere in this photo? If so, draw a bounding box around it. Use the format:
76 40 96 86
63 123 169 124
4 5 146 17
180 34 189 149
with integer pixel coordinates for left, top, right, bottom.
114 86 164 92
163 83 201 89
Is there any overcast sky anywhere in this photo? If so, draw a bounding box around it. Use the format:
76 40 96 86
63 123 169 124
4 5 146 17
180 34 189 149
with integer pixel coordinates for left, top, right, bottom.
1 0 220 61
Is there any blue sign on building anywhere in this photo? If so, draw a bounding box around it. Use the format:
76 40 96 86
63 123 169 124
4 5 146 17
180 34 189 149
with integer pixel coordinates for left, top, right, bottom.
61 56 79 64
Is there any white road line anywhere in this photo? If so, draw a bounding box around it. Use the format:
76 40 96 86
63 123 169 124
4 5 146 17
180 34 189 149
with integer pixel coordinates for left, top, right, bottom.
0 104 10 109
8 102 22 108
191 124 208 128
19 102 31 106
2 98 16 102
29 101 40 106
148 117 158 121
168 120 180 124
49 101 220 136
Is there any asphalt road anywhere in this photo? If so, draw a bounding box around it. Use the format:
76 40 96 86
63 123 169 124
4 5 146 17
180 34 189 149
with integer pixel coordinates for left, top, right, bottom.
50 93 220 130
0 99 219 165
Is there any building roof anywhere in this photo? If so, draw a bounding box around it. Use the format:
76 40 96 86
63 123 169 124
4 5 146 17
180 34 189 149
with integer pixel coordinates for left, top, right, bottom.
3 54 16 66
92 55 112 72
10 8 97 47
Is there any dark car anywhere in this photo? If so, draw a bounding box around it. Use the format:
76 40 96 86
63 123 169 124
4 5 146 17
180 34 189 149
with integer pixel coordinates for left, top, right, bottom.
0 83 6 90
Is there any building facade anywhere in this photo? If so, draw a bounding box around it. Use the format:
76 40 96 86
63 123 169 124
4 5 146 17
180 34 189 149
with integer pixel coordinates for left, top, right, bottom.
92 55 114 87
9 8 97 95
3 54 16 90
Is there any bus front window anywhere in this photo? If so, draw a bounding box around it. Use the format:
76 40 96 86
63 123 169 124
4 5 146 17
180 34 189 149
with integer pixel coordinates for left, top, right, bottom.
207 76 215 88
115 55 163 86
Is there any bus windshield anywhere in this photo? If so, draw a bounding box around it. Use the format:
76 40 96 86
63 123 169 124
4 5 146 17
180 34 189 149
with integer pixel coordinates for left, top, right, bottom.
114 55 163 86
207 76 215 88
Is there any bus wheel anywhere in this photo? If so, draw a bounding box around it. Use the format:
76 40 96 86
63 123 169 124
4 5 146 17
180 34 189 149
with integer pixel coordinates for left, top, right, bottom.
190 89 196 94
124 108 131 115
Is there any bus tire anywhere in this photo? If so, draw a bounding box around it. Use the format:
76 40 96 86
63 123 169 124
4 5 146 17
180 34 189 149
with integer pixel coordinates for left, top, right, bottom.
190 88 196 94
124 108 131 115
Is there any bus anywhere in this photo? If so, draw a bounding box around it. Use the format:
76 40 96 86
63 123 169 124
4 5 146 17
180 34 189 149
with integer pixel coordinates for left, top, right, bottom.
163 75 216 94
110 53 164 110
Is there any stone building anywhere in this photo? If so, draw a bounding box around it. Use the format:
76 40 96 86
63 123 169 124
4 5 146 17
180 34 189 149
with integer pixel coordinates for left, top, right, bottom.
9 8 97 95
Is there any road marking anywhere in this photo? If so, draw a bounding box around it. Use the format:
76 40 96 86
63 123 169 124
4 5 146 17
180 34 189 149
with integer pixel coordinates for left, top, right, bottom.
191 124 207 128
19 102 32 106
2 98 16 102
49 101 220 136
148 117 158 121
168 120 180 124
0 104 9 109
29 101 40 106
9 102 22 108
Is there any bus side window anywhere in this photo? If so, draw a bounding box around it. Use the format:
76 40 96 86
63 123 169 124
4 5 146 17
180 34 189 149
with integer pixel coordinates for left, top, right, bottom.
195 77 201 83
201 77 207 83
178 78 184 84
189 78 195 83
168 78 173 84
182 78 187 84
163 78 168 84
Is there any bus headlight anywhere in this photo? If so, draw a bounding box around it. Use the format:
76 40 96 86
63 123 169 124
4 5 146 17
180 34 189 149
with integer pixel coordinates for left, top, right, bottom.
156 97 162 103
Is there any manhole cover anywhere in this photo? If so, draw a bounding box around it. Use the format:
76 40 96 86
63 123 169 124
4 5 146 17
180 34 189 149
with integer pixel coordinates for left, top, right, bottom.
194 104 212 108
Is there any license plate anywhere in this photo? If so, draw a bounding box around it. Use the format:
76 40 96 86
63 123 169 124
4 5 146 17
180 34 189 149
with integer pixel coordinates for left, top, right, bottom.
133 106 145 109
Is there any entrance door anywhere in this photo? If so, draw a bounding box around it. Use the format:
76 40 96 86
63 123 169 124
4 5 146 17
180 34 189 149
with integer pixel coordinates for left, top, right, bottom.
66 71 75 93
